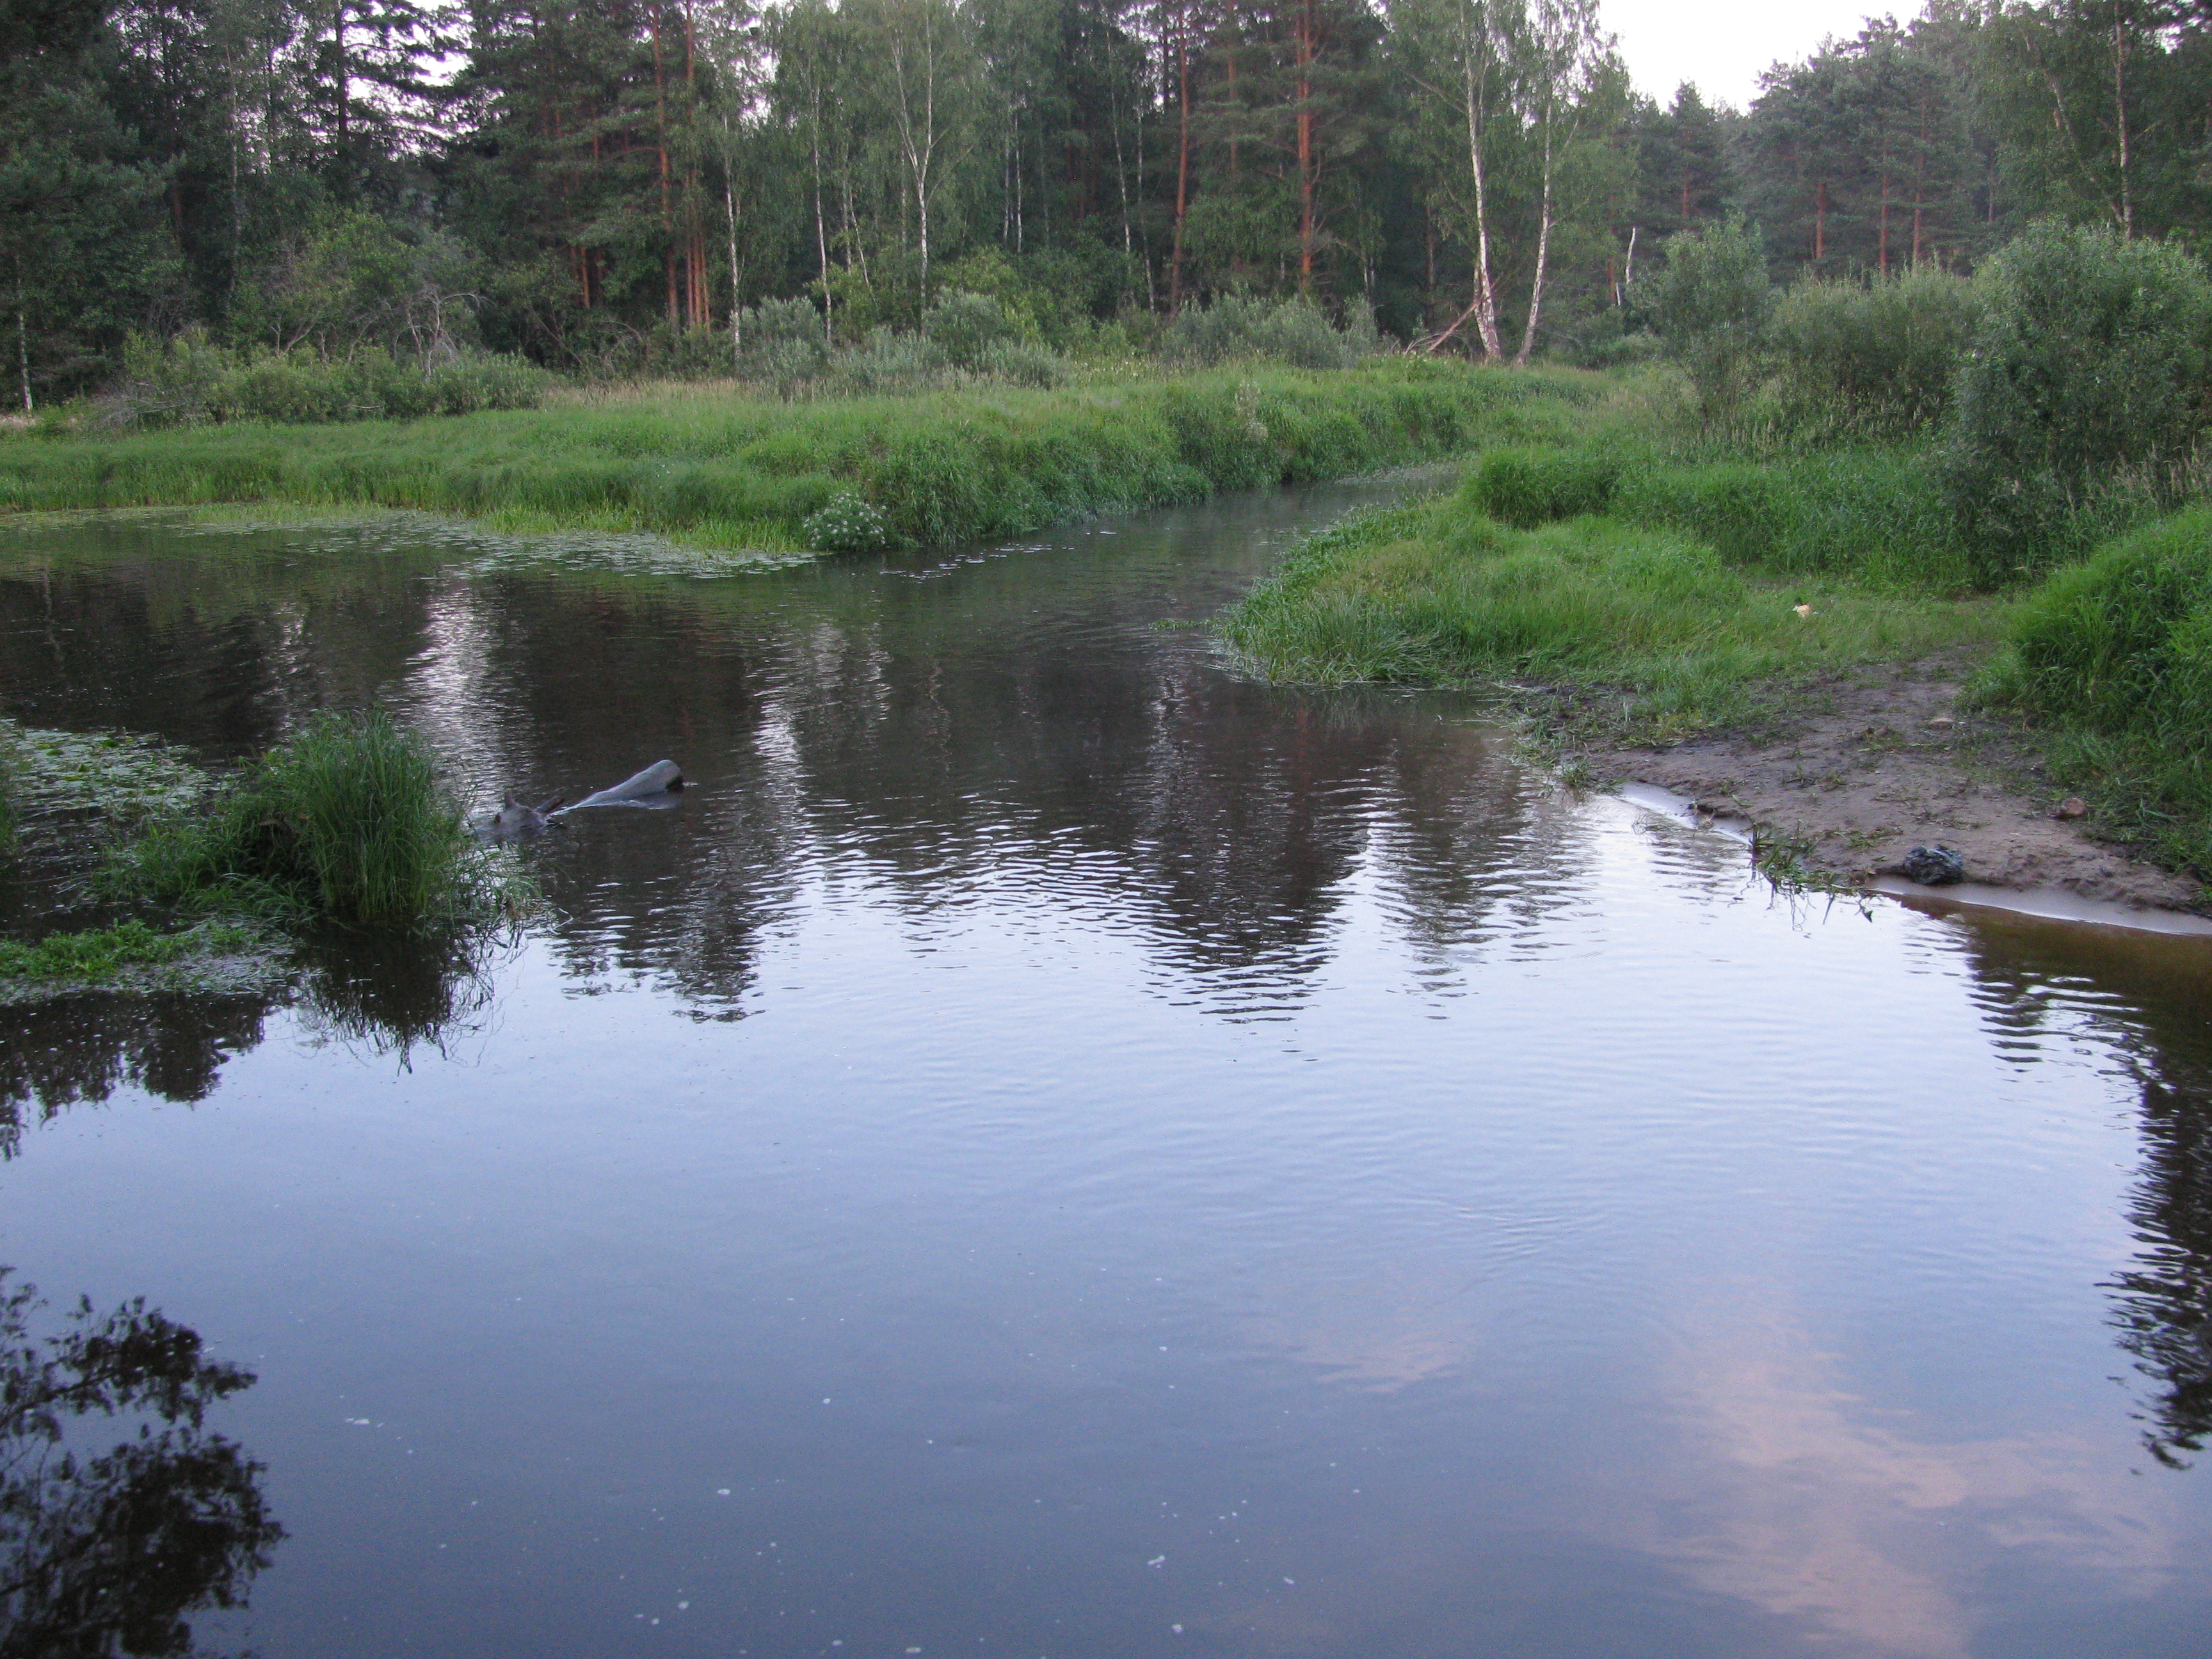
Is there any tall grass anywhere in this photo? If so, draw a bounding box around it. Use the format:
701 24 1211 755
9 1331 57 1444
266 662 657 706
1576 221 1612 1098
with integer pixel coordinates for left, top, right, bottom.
1224 497 2007 739
112 710 495 931
0 362 1594 553
1983 507 2212 873
1460 442 1974 588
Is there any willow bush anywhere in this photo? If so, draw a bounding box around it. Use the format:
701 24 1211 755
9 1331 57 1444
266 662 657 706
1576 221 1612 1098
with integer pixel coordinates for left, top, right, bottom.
1946 222 2212 579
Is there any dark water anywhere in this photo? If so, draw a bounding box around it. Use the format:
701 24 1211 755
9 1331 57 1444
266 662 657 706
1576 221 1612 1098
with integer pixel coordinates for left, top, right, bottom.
4 490 2212 1658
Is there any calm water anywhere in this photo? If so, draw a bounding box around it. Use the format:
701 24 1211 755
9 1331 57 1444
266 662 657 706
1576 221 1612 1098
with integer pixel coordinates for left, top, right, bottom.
4 489 2212 1658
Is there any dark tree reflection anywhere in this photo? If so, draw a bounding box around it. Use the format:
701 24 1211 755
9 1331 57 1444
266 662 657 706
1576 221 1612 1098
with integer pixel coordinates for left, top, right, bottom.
0 997 272 1160
0 1274 282 1656
2110 1078 2212 1467
1940 911 2212 1468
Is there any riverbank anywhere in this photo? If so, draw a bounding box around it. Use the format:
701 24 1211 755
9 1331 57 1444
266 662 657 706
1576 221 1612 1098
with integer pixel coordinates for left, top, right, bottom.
0 362 1593 554
1221 482 2212 915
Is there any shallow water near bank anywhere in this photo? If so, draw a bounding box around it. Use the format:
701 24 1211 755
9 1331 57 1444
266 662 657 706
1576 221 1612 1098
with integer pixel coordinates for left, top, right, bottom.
4 488 2212 1658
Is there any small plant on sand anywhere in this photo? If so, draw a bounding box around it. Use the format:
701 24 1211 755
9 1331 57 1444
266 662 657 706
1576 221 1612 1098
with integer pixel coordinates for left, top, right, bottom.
111 710 505 931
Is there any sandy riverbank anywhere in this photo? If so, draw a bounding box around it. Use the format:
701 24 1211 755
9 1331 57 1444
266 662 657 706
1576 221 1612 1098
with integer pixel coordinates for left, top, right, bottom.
1557 656 2208 917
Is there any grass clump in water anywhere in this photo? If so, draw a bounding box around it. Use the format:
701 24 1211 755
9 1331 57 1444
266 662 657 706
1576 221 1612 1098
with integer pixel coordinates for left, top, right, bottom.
111 711 505 932
1980 506 2212 874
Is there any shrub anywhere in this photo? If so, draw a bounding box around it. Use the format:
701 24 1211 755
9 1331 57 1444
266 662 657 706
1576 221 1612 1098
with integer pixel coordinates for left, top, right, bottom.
822 328 949 396
924 291 1021 369
1155 296 1378 371
100 334 549 427
1946 221 2212 578
1771 267 1980 439
114 710 491 931
803 492 892 552
1640 216 1772 421
737 298 830 397
973 339 1066 389
1466 447 1624 528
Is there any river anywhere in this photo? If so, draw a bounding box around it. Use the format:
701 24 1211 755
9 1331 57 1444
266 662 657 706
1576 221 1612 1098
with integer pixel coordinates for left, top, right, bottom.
3 483 2211 1658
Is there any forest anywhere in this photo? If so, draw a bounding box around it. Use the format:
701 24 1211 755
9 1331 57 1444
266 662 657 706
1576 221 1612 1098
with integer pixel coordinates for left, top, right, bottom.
6 0 2212 402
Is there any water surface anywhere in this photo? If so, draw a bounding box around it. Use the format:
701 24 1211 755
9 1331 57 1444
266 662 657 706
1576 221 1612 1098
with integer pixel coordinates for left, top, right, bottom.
3 490 2211 1658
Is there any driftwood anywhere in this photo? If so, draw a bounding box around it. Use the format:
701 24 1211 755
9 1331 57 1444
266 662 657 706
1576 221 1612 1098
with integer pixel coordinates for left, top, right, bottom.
556 760 685 812
474 794 566 840
472 760 685 840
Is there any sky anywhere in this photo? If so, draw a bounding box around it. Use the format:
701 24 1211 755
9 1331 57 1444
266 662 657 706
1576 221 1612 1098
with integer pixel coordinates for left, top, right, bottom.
1606 0 1898 108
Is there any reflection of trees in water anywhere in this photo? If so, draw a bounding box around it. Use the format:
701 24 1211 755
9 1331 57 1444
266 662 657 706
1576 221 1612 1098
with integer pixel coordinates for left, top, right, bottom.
1946 917 2212 1468
2110 1078 2212 1466
0 934 505 1155
0 996 271 1159
6 504 1585 1021
0 525 444 764
0 1272 281 1657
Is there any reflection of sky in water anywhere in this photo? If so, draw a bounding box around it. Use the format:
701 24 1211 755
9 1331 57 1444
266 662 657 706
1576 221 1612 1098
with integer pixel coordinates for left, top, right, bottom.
0 501 2209 1656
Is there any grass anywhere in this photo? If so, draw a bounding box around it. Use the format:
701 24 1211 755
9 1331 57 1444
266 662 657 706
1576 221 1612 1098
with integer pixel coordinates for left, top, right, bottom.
0 919 265 992
1977 506 2212 875
1222 493 2008 743
0 720 211 823
0 361 1596 554
1464 440 1976 588
108 710 513 932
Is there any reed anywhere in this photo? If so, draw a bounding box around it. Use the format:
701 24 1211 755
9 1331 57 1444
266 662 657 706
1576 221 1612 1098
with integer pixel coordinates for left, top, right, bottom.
112 711 494 931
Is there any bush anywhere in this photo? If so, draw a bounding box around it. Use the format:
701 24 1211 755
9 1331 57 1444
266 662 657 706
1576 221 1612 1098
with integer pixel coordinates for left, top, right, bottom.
737 298 830 397
1640 216 1772 421
973 339 1066 389
114 710 492 931
1946 221 2212 578
924 291 1021 369
1771 267 1980 439
101 333 549 428
1467 447 1624 528
1155 296 1379 371
803 492 892 552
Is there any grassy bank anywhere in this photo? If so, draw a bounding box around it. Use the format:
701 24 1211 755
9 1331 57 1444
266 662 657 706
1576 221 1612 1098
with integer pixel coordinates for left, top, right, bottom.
1224 464 2010 743
0 362 1594 554
1978 508 2212 875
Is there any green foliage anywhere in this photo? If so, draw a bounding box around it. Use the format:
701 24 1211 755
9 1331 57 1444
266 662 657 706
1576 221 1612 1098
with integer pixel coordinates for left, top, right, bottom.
1155 297 1381 371
0 920 258 987
0 362 1588 552
1986 507 2212 872
923 291 1022 367
1770 268 1980 439
1945 222 2212 580
102 333 550 428
1222 492 2005 736
803 492 891 551
1640 216 1773 420
1612 449 1973 587
111 711 492 931
1456 442 1972 588
1467 447 1624 528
